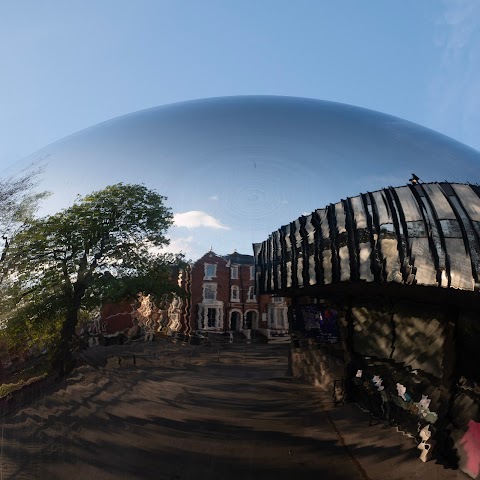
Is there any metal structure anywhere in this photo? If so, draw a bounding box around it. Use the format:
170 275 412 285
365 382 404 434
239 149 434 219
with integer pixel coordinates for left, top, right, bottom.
254 182 480 296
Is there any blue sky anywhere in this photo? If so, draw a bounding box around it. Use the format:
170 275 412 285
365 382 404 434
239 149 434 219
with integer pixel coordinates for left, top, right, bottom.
1 1 480 260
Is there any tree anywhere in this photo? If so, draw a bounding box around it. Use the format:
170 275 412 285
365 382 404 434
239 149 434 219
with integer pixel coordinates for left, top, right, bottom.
0 166 49 282
1 183 185 375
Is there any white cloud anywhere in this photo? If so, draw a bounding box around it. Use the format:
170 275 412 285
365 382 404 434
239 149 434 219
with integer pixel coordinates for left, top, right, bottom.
209 195 219 201
173 211 230 230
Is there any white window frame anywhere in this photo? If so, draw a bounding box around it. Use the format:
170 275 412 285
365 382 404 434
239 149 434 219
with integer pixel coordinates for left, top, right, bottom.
230 265 239 279
204 263 217 280
230 285 240 302
206 307 217 328
249 266 255 280
203 283 217 301
198 304 224 330
273 296 283 303
247 286 256 302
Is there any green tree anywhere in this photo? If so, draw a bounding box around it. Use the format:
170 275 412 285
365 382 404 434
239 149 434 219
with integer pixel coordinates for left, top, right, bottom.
0 166 49 283
1 183 185 375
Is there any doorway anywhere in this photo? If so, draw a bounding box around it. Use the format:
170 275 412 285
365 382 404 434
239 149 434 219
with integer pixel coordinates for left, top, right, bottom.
230 311 241 331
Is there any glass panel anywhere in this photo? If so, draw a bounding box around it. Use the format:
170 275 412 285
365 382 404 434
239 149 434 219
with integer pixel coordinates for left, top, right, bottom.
449 195 480 279
284 224 292 252
422 184 456 220
445 238 474 290
339 245 350 281
308 256 316 285
276 265 282 288
380 238 402 283
380 223 395 234
268 235 274 262
335 202 347 234
316 208 330 240
371 190 392 225
322 250 332 284
440 219 462 238
294 218 302 249
297 257 303 287
358 243 374 281
394 186 422 221
286 261 292 288
406 221 426 238
453 184 480 221
410 238 436 286
417 196 447 284
305 213 315 237
273 230 282 258
350 195 367 229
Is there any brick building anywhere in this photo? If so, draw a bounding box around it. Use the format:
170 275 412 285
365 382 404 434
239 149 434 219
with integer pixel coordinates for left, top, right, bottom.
171 250 288 335
94 250 289 340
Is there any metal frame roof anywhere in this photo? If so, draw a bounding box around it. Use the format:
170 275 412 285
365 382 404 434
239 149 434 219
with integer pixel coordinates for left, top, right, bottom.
254 182 480 296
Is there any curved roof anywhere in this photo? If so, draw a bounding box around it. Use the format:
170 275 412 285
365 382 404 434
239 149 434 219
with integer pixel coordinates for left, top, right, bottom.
254 182 480 295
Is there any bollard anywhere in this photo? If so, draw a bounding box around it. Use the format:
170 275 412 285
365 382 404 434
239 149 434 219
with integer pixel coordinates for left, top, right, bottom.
217 349 220 362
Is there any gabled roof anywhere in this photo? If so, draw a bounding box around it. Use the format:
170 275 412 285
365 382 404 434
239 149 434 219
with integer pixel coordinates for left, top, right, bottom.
194 250 254 266
224 251 254 265
195 250 225 264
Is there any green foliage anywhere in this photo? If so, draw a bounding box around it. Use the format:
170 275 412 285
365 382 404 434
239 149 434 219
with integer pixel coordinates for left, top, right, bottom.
1 183 185 368
0 165 50 284
0 370 49 399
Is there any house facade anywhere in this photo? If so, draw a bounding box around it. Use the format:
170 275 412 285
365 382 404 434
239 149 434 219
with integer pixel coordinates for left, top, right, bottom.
94 250 289 340
173 250 288 335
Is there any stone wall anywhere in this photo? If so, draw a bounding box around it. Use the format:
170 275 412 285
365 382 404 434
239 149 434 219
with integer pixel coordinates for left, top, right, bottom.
290 338 346 403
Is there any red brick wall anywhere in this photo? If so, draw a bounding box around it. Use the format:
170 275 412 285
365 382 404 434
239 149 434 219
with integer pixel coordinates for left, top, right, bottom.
190 251 229 330
257 294 271 328
100 301 136 334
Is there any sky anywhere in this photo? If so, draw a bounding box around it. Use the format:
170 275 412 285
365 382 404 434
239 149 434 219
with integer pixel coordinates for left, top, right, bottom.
1 1 480 260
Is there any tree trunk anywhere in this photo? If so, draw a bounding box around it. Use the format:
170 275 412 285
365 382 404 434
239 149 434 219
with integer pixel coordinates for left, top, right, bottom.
52 286 85 377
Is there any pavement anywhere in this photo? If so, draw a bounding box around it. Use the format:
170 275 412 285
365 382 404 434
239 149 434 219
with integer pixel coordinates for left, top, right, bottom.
0 340 469 479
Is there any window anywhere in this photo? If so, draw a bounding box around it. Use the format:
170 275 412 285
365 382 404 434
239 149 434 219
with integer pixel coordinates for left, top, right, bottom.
204 263 216 280
247 286 256 302
207 308 217 328
231 266 238 279
231 285 240 301
249 266 255 280
273 296 283 303
203 283 217 301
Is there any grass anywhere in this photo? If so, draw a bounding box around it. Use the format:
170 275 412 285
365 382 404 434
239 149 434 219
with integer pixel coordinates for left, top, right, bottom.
0 361 51 399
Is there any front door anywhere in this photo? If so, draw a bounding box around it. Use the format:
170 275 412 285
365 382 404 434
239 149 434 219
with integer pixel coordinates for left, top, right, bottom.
246 311 256 329
230 311 240 330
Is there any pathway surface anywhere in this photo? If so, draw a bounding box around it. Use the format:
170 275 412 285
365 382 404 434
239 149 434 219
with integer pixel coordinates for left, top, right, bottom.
0 341 467 479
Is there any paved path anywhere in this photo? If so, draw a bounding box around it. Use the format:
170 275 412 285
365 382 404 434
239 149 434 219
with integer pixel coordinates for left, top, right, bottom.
0 342 467 479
